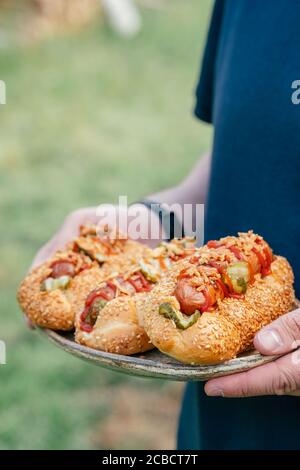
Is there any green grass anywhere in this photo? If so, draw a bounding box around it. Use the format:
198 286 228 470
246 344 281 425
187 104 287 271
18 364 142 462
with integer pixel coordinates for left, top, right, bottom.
0 0 212 449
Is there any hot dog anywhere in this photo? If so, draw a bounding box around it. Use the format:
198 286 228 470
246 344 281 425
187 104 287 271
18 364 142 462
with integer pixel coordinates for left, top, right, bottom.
17 251 104 330
17 224 151 330
74 237 196 354
70 224 149 268
74 268 154 354
142 231 295 364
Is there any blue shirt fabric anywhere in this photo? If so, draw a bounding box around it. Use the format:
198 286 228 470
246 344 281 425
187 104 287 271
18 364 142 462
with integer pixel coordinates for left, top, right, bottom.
177 0 300 450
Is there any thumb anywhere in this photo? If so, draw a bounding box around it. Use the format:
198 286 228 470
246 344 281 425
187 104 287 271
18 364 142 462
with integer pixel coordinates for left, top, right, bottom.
254 308 300 355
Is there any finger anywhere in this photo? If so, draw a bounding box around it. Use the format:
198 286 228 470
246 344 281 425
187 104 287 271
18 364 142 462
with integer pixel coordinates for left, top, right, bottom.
205 352 300 397
254 308 300 355
30 237 59 269
30 207 99 269
51 207 100 249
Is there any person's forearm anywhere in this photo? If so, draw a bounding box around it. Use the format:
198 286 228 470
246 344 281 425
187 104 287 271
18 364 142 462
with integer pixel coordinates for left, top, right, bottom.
32 154 211 265
143 152 211 231
148 152 211 206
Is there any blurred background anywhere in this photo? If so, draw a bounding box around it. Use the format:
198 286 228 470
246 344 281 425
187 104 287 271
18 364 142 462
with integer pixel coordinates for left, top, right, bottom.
0 0 212 449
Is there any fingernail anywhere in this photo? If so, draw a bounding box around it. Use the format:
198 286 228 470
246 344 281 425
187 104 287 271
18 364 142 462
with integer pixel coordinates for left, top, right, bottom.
206 387 224 397
257 329 283 352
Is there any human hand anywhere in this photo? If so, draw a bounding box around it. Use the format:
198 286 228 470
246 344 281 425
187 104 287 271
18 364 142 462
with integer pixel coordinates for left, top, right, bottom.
205 308 300 397
30 207 100 269
25 203 162 329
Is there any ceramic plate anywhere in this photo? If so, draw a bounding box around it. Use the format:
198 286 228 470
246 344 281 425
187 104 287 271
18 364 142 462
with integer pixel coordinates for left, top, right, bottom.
37 330 280 382
38 300 299 382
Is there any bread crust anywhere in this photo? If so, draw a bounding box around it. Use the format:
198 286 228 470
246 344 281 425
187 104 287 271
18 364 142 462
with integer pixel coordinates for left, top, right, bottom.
142 256 295 364
17 238 151 331
73 238 196 354
75 293 153 354
17 252 105 330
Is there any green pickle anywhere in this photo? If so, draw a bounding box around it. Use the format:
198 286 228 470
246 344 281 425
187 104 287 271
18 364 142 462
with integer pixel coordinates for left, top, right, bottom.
41 275 70 292
92 298 107 311
87 298 107 325
41 278 54 292
158 302 200 330
139 260 159 283
226 261 250 294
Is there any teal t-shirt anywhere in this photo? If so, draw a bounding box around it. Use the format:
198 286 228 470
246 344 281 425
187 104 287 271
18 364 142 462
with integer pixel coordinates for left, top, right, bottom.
178 0 300 450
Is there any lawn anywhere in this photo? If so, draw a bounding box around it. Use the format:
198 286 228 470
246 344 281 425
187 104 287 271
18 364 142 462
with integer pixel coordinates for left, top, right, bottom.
0 0 212 449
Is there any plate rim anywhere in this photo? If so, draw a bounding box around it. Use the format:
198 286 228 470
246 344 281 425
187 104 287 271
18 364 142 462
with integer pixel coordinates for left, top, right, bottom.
38 327 281 381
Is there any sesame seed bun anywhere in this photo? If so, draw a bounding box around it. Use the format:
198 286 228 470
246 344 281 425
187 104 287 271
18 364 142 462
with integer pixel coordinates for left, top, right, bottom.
141 256 295 365
17 236 151 331
75 293 153 355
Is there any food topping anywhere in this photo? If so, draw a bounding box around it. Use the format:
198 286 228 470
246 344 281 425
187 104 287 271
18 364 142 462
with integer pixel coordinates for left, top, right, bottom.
73 224 129 262
41 275 71 292
139 260 160 283
95 253 108 263
153 238 196 262
174 231 273 317
158 302 200 330
50 260 76 279
41 253 91 292
225 262 250 294
137 237 195 284
128 272 152 293
80 270 153 332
